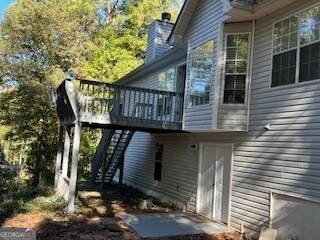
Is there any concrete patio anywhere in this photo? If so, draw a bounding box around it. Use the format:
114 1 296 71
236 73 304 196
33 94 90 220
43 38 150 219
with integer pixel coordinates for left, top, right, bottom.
119 212 231 238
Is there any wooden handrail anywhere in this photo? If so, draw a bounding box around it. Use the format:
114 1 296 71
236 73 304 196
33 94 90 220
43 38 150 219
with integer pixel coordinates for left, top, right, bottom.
55 78 184 126
73 78 184 124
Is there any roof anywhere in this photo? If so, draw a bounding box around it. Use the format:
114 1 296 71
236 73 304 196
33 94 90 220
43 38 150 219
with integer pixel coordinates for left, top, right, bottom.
234 0 267 4
116 43 187 85
167 0 198 45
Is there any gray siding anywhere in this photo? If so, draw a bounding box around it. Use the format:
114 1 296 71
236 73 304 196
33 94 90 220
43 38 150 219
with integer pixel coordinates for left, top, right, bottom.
121 62 199 209
217 22 252 131
229 0 320 231
123 133 199 210
145 21 157 63
120 0 320 235
145 21 173 63
154 21 173 59
183 0 224 130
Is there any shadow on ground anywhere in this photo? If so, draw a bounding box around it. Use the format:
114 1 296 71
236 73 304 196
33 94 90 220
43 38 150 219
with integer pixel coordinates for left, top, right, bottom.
1 183 244 240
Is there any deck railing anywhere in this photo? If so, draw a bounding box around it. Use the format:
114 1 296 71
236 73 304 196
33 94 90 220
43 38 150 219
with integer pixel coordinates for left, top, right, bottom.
54 80 78 125
55 78 184 129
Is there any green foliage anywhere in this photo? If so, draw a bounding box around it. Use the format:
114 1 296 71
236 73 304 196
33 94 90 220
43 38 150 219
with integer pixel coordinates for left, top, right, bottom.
27 193 65 212
0 187 65 221
79 0 182 82
0 0 182 187
0 166 19 193
0 83 58 186
0 0 103 186
79 129 101 180
0 0 101 82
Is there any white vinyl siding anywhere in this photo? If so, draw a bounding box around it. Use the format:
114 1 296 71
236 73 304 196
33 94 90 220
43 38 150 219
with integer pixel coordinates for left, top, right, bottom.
183 0 224 130
119 0 320 234
230 0 320 231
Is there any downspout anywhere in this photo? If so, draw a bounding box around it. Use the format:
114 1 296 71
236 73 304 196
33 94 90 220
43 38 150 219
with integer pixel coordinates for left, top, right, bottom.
246 19 255 131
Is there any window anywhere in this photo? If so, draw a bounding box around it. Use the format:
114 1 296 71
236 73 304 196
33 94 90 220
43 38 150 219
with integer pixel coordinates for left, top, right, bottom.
154 143 163 181
223 34 249 104
157 68 175 116
189 40 214 106
159 68 175 91
272 4 320 87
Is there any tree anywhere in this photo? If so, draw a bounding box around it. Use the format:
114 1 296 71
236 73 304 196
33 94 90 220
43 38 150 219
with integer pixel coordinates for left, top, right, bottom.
0 0 182 186
78 0 182 82
0 0 103 186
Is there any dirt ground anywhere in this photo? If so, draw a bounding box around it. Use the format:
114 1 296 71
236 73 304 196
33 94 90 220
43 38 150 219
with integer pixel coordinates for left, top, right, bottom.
1 184 244 240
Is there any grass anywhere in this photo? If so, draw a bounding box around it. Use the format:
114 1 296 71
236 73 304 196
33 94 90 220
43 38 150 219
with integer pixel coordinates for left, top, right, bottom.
0 187 66 225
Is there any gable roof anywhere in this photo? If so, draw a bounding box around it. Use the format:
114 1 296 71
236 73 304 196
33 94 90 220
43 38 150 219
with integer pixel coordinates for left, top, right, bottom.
167 0 198 45
116 43 187 85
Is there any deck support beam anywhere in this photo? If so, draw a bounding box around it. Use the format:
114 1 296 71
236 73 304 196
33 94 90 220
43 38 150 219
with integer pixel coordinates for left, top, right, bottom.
68 121 81 212
62 126 71 177
54 126 64 188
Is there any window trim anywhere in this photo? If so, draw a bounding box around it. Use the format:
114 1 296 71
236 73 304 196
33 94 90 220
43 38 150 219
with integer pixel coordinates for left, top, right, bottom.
270 2 320 89
188 39 215 108
221 32 251 105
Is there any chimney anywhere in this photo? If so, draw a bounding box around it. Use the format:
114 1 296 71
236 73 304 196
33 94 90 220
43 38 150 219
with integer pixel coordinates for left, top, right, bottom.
162 12 171 22
145 13 174 63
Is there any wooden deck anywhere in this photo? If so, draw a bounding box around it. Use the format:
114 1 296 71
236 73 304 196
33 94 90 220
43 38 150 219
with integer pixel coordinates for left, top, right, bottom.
54 78 184 132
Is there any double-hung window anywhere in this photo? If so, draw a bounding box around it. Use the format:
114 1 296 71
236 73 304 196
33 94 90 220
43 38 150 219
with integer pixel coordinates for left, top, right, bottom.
223 34 250 104
272 4 320 87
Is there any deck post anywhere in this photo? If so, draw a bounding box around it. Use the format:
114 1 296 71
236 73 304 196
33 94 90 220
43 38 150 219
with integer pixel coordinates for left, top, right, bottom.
100 150 107 189
118 153 125 188
62 126 71 177
68 121 81 212
54 126 64 188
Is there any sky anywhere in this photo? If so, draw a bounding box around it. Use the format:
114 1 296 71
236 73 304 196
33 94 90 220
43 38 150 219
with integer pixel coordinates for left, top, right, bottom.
0 0 15 21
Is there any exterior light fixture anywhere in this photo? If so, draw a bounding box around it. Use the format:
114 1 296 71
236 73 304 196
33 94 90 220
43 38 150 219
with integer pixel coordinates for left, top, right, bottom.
264 123 271 130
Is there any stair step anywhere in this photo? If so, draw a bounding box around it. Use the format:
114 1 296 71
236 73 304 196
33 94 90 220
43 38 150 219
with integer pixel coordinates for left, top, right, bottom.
91 129 134 185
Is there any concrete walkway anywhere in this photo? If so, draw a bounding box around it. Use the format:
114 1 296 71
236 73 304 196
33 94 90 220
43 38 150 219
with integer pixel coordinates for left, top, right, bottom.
119 212 231 238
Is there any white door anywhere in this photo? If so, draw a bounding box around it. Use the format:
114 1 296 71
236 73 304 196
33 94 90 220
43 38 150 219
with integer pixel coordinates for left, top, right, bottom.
197 144 232 223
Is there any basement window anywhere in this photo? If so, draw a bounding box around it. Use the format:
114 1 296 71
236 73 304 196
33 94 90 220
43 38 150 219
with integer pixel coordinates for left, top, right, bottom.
223 33 250 104
272 4 320 87
154 143 163 181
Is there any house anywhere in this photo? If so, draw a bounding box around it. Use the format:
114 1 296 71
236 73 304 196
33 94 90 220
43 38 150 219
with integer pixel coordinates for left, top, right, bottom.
53 0 320 238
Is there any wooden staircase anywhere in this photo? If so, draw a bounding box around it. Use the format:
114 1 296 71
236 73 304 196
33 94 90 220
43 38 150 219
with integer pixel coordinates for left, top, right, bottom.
53 78 184 190
91 129 134 186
